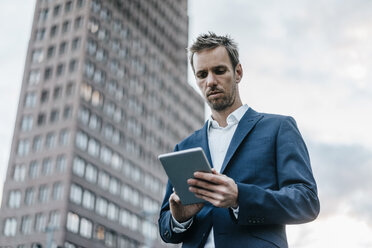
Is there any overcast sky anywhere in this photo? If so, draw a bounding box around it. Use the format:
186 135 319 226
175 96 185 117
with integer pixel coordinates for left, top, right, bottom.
1 1 372 247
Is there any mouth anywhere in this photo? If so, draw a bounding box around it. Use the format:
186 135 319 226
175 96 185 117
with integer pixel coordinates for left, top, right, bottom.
207 91 223 97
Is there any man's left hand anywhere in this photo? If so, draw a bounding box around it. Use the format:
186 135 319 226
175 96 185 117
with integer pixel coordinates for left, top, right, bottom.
188 169 238 208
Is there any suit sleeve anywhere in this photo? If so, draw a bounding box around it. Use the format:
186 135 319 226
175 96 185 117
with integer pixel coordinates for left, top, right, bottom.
235 116 320 225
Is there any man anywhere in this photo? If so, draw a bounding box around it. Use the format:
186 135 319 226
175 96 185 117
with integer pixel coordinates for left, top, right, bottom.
158 32 320 248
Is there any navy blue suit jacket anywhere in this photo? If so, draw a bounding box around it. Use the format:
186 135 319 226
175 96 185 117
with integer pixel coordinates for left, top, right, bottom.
158 108 320 248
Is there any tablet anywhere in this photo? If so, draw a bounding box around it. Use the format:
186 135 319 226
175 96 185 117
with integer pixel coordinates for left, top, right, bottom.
158 147 212 205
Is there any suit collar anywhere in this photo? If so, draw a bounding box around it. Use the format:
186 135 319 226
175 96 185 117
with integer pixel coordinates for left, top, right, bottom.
220 108 263 173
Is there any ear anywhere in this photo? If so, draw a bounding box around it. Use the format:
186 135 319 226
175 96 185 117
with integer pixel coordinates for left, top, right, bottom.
235 63 243 83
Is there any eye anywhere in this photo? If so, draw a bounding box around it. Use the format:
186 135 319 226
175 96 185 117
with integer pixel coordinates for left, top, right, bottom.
214 67 226 75
196 71 208 79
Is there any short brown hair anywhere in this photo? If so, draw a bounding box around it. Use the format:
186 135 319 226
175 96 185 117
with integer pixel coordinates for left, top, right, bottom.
189 32 239 72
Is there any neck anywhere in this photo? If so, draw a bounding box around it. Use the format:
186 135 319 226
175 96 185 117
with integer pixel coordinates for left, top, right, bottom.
211 100 243 127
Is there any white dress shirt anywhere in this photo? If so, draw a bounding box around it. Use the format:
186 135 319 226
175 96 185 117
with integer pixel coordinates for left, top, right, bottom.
172 104 249 248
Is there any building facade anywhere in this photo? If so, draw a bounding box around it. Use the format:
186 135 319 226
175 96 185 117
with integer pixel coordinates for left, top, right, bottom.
0 0 204 247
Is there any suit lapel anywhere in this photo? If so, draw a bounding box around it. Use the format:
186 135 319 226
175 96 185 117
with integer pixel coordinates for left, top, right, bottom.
198 121 213 168
220 108 263 173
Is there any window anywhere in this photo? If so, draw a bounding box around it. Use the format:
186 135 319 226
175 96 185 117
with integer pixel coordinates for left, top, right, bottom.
80 218 92 238
77 0 85 8
35 213 46 232
53 4 61 16
69 59 77 72
86 39 97 55
85 163 97 183
66 212 79 233
59 41 68 54
56 154 67 172
107 203 118 220
47 45 55 59
98 171 109 190
88 114 101 130
50 109 59 123
42 157 53 175
70 184 82 204
13 164 26 182
74 16 83 29
84 60 94 78
72 37 81 50
44 67 53 80
41 89 49 103
20 215 32 234
3 218 17 236
95 197 107 216
95 48 107 62
29 161 39 179
119 209 130 227
63 105 72 119
72 157 85 177
31 49 44 63
24 188 35 206
38 8 49 21
50 25 58 38
20 115 33 131
105 230 115 247
66 82 74 96
28 69 40 85
109 177 119 195
87 138 100 157
59 129 70 145
45 132 56 148
37 113 46 126
49 211 60 228
53 86 62 100
8 190 21 208
56 63 65 76
76 131 88 150
17 139 30 156
38 185 49 203
62 20 70 33
65 1 73 13
52 182 63 200
100 146 112 164
35 28 46 40
24 92 37 107
82 189 95 210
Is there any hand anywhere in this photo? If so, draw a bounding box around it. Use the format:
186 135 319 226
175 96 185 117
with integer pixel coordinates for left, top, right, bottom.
188 169 238 208
169 191 204 223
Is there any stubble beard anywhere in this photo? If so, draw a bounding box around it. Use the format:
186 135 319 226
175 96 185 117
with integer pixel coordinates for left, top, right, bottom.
207 82 237 112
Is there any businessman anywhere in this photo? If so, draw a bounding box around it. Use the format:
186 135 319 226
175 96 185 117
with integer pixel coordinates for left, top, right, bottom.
158 32 320 248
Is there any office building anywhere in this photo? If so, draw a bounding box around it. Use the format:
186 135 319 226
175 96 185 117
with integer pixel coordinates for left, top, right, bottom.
0 0 204 247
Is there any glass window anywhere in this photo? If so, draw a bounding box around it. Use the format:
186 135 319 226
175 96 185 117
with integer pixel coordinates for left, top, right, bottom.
95 197 107 216
95 48 107 62
84 60 95 77
53 86 62 99
77 0 85 8
80 218 92 238
24 188 35 206
119 209 129 227
31 49 44 63
24 92 37 107
3 218 17 236
44 67 53 80
59 129 70 145
72 156 85 177
49 211 60 228
8 190 21 208
17 139 30 156
72 37 81 50
62 20 70 33
75 131 88 150
121 184 131 202
20 215 32 234
50 109 59 123
87 138 100 157
100 146 112 165
98 171 109 190
53 4 61 16
42 157 53 175
56 63 65 76
32 135 42 152
38 8 49 21
50 25 58 38
45 132 56 149
66 212 79 233
29 161 39 179
66 82 75 96
35 213 46 232
85 163 97 183
37 113 46 126
63 105 72 119
59 41 68 54
28 69 41 85
74 16 83 29
52 182 63 200
70 184 82 205
69 59 77 72
88 114 101 130
38 185 49 203
47 45 55 59
56 154 67 172
107 202 118 220
35 28 46 41
65 1 73 13
93 68 106 85
82 190 95 210
12 164 26 182
41 89 49 103
111 153 122 171
91 90 103 107
109 177 119 195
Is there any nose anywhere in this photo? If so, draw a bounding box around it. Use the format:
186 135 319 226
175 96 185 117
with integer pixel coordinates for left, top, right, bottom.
206 72 217 87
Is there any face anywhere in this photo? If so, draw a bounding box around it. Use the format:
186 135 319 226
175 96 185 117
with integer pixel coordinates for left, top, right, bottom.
193 46 242 112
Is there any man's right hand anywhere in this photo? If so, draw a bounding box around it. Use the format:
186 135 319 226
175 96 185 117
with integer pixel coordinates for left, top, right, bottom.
169 192 204 223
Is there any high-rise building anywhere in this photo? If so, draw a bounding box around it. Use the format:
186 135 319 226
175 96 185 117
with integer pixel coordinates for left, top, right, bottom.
0 0 204 247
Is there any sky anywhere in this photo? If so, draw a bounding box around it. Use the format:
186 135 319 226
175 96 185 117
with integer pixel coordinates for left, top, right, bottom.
1 0 372 247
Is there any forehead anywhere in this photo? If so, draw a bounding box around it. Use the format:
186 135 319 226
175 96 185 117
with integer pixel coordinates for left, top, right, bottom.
193 46 232 71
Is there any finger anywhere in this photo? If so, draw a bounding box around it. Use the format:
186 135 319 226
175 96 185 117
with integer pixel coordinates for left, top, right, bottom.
193 172 228 185
193 193 224 207
211 168 218 175
189 186 224 201
170 192 181 204
188 178 219 192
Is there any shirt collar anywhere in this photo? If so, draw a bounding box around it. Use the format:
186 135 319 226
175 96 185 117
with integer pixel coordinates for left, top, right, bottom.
208 104 249 129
